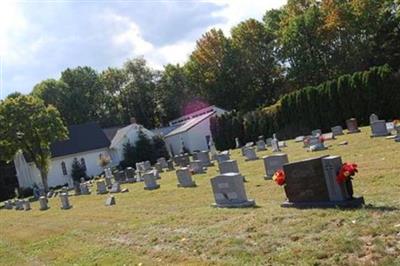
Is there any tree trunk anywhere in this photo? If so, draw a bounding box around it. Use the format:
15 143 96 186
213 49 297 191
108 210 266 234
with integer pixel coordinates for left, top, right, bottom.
39 168 49 192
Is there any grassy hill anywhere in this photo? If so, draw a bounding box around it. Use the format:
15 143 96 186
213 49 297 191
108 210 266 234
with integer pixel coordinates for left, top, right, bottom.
1 126 399 265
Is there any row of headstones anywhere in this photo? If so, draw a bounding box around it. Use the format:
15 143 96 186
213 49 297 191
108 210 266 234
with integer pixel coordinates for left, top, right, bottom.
96 152 215 194
4 193 73 211
2 151 226 211
210 154 364 208
4 198 32 211
214 151 288 180
173 150 213 170
8 152 364 210
296 115 398 144
237 134 288 162
290 118 362 153
369 114 400 142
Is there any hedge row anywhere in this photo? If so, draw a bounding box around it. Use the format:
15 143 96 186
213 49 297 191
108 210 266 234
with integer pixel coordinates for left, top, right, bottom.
210 65 400 150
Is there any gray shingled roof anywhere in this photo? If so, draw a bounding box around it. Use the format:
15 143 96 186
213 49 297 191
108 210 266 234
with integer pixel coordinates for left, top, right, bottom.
50 122 110 158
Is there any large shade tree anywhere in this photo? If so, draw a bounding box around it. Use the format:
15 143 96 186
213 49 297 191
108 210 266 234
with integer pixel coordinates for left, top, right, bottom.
0 95 68 191
155 64 193 125
185 29 242 110
231 19 283 109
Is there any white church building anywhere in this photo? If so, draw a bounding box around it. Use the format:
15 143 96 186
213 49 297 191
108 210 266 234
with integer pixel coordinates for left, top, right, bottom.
15 122 112 189
106 122 155 164
163 105 227 155
15 120 154 189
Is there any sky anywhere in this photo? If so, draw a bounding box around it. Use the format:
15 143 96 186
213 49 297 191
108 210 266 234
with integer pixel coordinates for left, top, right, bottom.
0 0 286 99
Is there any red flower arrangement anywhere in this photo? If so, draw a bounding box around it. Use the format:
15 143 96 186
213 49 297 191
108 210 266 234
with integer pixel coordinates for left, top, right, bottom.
336 163 358 184
272 169 286 186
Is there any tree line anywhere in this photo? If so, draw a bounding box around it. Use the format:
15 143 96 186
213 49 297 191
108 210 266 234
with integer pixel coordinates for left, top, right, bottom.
210 65 400 150
6 0 399 130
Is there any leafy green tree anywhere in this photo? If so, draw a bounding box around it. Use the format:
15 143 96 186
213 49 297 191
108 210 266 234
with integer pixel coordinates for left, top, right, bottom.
280 4 329 88
122 141 137 168
0 95 68 191
231 19 282 109
6 92 23 99
185 29 241 110
152 135 170 161
99 67 127 127
60 66 104 125
31 79 69 120
155 64 192 125
120 58 158 128
134 129 154 163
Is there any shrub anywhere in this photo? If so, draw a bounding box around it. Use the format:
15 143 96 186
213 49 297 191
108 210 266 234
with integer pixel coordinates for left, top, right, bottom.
71 158 86 182
211 65 399 150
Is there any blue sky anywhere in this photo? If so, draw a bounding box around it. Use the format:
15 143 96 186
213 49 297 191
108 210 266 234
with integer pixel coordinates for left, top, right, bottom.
0 0 286 99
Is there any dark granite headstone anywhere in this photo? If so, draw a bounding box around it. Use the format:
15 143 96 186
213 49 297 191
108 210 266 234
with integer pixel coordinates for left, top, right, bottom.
115 171 126 183
167 159 175 171
346 118 361 134
175 154 190 167
283 156 330 202
282 156 364 208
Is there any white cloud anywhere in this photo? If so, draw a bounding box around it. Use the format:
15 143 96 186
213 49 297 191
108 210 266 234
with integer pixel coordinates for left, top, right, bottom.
207 0 287 35
103 11 195 69
106 12 154 56
103 1 286 69
0 1 27 56
0 1 27 58
150 41 196 68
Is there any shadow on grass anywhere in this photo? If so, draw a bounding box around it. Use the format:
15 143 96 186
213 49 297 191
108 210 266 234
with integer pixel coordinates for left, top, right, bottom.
362 204 400 212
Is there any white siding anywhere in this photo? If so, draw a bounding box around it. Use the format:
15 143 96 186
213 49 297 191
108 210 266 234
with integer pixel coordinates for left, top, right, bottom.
109 125 155 165
15 148 111 189
165 117 212 155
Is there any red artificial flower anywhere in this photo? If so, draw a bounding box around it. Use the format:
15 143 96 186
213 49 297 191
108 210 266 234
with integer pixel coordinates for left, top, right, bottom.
336 163 358 184
319 136 325 143
273 169 286 186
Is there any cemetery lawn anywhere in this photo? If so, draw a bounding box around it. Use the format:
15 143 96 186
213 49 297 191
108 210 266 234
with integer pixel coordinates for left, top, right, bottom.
1 126 399 266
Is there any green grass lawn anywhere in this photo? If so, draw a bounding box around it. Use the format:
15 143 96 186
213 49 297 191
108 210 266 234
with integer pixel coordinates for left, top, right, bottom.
1 126 399 265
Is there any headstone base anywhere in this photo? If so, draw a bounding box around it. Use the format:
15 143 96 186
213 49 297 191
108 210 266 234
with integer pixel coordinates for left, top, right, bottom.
211 199 256 208
263 175 272 180
281 196 364 209
347 129 361 134
144 184 160 190
370 133 390 138
127 178 136 183
309 145 328 152
245 157 259 161
177 182 197 188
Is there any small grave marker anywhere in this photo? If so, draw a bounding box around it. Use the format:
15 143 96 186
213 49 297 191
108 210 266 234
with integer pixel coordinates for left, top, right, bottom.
263 153 289 179
346 118 361 134
96 181 108 194
331 126 344 136
176 167 197 187
143 173 160 190
60 193 72 210
39 196 48 211
210 173 255 208
105 195 116 206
